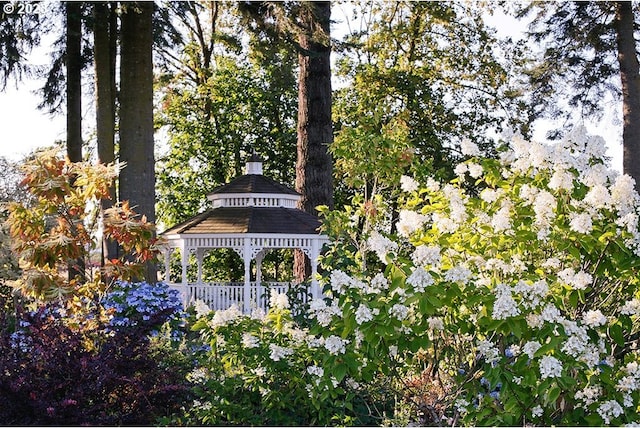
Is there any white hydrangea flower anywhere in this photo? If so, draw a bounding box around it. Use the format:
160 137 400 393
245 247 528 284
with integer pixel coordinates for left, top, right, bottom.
242 333 260 349
467 162 483 178
582 310 607 328
427 316 444 331
389 345 399 358
584 184 611 209
597 400 624 425
309 298 342 327
523 341 542 359
548 168 574 191
389 303 409 321
480 188 502 204
541 303 563 323
533 190 556 227
575 385 602 406
367 272 389 294
324 335 348 355
396 210 429 238
307 365 324 377
491 206 512 232
492 283 520 320
270 292 290 310
400 175 419 192
406 267 434 292
454 163 468 178
411 245 441 267
194 300 212 318
619 298 640 316
569 212 593 234
616 375 638 393
330 270 353 294
539 355 563 379
531 405 543 418
355 304 374 325
444 265 472 283
477 340 500 364
368 231 398 264
460 138 480 156
210 305 243 328
269 344 294 361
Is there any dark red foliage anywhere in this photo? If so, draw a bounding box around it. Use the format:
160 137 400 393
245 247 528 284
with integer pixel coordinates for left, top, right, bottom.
0 305 191 426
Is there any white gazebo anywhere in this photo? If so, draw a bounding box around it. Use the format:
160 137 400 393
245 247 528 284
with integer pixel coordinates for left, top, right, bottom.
160 155 329 313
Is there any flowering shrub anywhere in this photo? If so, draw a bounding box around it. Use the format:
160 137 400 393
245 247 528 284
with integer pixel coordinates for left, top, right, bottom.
310 127 640 425
102 281 184 334
0 303 190 425
167 294 386 426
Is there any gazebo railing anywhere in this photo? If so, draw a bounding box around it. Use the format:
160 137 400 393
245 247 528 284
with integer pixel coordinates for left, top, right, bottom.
168 281 308 313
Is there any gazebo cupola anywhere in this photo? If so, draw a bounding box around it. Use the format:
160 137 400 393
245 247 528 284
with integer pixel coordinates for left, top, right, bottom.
161 154 329 313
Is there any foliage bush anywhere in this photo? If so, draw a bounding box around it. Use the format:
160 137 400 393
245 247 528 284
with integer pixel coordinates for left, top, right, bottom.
0 296 190 425
311 127 640 425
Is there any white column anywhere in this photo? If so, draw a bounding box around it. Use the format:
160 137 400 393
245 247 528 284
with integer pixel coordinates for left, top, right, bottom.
164 248 172 283
310 239 320 299
196 248 205 284
255 250 265 285
181 242 189 285
243 238 252 314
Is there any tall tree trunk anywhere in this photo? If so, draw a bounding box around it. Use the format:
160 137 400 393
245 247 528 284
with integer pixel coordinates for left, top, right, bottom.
294 1 333 283
94 2 119 271
66 1 84 282
119 2 157 282
615 1 640 187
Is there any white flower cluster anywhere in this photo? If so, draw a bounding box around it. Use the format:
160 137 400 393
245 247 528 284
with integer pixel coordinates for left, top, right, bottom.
368 231 398 264
389 303 409 321
582 310 607 328
324 335 348 355
477 340 500 364
242 333 260 349
270 292 290 310
619 298 640 316
268 343 294 362
575 385 602 406
539 355 563 379
492 283 520 320
355 304 378 325
411 245 441 267
444 265 472 283
597 400 624 425
400 175 419 192
309 298 342 327
209 305 242 328
396 209 430 238
406 267 434 292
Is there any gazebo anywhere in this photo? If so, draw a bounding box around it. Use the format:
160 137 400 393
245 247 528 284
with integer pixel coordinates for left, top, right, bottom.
160 155 329 313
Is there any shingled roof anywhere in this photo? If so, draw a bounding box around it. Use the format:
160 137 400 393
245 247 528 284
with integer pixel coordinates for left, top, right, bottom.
207 174 298 197
162 206 321 235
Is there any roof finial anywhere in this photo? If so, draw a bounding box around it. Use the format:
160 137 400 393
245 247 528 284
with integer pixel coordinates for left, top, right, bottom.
246 150 263 175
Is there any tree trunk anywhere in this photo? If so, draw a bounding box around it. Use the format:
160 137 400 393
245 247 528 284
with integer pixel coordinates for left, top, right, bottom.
615 1 640 187
94 2 119 270
119 2 157 282
66 1 84 282
294 1 333 284
66 1 82 163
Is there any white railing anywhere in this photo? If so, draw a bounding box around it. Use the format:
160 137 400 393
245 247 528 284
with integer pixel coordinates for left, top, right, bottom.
168 281 308 313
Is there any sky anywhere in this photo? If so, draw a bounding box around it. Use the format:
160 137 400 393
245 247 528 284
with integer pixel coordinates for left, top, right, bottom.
0 5 624 172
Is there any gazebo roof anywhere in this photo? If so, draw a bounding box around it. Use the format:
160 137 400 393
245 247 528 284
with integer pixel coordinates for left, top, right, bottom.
160 155 325 239
207 174 299 197
162 206 322 235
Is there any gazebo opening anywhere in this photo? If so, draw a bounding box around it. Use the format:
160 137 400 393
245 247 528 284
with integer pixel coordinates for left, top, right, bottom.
160 154 329 313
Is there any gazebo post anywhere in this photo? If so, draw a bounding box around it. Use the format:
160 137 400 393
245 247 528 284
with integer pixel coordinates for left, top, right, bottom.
310 239 320 299
164 248 172 283
196 248 204 284
243 238 251 313
180 242 189 285
255 250 265 285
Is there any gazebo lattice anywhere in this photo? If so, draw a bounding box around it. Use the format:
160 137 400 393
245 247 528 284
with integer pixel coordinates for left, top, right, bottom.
160 155 329 313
